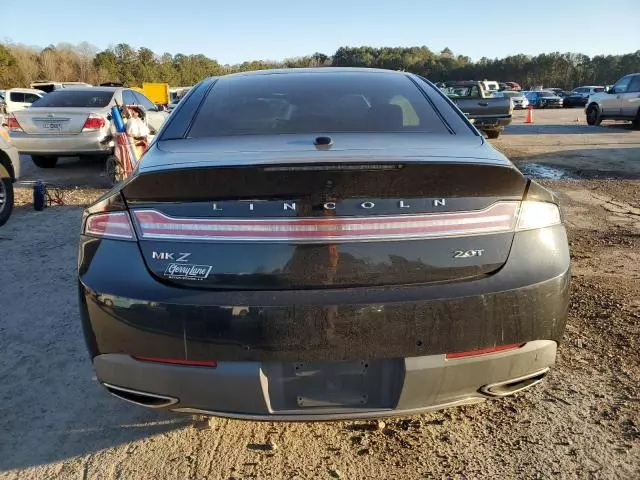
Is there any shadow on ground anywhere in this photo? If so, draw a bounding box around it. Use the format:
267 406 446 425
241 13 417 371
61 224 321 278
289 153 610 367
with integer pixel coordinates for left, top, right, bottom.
17 154 111 189
504 123 635 135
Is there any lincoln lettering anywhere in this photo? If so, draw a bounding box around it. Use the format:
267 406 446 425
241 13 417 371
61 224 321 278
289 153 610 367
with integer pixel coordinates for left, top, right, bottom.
212 200 448 212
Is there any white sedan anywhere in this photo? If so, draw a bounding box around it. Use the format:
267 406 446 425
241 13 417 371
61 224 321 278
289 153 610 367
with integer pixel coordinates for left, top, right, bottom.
495 90 530 109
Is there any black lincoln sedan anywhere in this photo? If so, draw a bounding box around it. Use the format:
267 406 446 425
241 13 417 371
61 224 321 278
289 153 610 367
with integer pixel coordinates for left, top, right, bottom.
78 68 570 420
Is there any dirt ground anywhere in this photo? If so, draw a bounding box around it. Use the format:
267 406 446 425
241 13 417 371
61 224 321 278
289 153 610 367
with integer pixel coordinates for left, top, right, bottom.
1 110 638 479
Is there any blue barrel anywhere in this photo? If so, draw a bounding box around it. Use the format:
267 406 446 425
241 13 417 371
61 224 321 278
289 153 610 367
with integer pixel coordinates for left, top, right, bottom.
33 180 46 211
111 105 126 133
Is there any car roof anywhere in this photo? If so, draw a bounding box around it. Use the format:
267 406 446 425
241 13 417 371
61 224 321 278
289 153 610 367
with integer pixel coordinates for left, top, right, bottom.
213 67 409 81
7 88 45 94
46 87 121 93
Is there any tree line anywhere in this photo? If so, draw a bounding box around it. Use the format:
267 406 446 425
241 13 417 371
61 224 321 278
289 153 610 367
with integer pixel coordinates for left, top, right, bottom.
1 41 639 90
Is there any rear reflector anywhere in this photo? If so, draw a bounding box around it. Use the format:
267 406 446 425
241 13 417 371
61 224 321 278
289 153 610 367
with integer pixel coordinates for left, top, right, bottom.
446 343 524 359
132 202 519 243
85 212 135 240
133 356 217 368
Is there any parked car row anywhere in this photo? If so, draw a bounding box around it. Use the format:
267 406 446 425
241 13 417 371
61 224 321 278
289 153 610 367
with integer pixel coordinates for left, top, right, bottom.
563 86 605 107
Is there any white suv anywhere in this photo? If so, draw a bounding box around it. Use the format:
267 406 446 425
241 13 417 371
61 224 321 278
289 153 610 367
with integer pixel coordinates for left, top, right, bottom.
585 74 640 128
2 88 45 114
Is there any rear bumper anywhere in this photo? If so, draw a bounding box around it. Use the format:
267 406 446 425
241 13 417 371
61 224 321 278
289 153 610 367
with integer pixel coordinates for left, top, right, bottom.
539 102 563 108
564 99 587 107
473 116 512 129
79 224 570 361
94 340 556 420
9 130 113 155
79 221 569 417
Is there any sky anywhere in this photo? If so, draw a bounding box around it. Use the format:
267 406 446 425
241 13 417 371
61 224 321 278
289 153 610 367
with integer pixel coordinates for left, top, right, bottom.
4 0 639 64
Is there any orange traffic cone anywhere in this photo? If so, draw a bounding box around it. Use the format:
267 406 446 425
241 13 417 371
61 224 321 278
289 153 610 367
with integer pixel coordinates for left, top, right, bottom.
524 105 534 124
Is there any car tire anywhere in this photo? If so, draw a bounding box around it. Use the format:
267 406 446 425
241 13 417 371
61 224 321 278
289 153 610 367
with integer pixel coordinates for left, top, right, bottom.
632 110 640 130
31 155 58 168
105 155 126 186
485 130 501 139
586 105 602 126
0 175 14 227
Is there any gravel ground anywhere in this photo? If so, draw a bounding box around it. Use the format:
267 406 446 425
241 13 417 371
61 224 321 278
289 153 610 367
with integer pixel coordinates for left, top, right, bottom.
0 110 639 479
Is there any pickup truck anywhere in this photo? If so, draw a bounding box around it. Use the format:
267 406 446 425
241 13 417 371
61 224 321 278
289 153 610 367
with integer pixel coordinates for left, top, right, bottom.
441 81 512 138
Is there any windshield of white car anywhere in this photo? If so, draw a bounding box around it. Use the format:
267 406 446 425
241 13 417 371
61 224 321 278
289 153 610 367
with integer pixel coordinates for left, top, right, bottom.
30 90 114 108
188 72 451 137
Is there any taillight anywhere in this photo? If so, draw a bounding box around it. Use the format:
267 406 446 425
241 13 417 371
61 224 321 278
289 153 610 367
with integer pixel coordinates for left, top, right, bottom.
84 212 135 240
6 114 23 132
132 202 520 243
516 201 561 231
82 114 106 131
446 343 524 359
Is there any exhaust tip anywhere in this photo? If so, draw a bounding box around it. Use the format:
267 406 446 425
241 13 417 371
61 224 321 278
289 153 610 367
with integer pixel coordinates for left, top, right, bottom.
102 382 178 408
480 368 549 398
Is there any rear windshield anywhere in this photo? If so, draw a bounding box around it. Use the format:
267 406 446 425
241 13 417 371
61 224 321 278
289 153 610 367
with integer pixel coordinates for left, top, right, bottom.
30 90 113 108
187 72 450 137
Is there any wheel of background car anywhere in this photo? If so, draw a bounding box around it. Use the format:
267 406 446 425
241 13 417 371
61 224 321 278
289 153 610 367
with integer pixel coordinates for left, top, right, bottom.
586 105 601 126
0 175 14 227
632 109 640 130
31 155 59 168
486 130 501 139
105 155 125 186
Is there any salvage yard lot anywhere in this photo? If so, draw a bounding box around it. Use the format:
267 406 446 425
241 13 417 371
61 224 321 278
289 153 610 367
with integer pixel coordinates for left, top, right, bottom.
1 109 638 479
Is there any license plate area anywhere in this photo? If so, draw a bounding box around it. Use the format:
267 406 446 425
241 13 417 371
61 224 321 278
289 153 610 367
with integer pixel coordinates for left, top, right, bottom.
262 359 404 411
36 119 69 131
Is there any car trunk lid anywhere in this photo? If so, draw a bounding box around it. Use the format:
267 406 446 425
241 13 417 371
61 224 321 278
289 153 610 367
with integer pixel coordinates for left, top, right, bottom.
122 142 527 290
12 108 105 134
